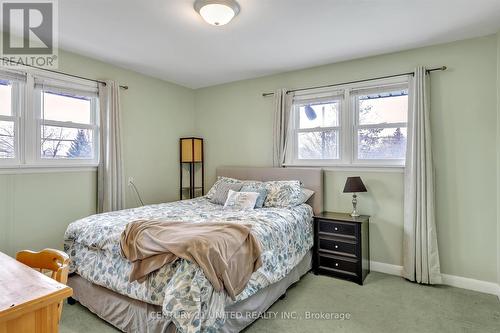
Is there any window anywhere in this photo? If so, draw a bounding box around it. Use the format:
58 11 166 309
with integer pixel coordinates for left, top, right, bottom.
294 97 341 161
0 81 16 159
0 68 99 168
289 78 409 167
0 73 24 164
353 87 408 163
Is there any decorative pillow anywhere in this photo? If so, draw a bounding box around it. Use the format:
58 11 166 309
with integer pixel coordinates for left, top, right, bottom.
209 182 243 205
240 184 268 208
263 180 303 208
240 180 263 187
224 190 260 209
299 188 315 204
206 177 241 200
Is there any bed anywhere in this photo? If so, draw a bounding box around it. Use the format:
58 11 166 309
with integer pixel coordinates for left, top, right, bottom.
64 167 323 332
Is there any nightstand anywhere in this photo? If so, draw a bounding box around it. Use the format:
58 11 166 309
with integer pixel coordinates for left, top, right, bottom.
313 212 370 285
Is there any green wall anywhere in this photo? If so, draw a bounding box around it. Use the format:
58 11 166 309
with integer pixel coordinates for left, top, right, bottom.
0 50 195 256
194 36 499 282
497 31 500 285
1 35 498 284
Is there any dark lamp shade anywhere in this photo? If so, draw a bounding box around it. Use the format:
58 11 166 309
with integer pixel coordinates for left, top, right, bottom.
343 177 367 193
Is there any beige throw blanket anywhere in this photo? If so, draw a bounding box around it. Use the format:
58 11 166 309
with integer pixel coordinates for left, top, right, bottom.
120 220 262 300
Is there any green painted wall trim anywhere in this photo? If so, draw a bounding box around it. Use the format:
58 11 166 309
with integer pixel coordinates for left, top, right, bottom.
194 35 499 282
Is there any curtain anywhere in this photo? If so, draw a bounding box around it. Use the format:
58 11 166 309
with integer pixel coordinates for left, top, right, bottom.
402 67 442 284
97 81 125 213
272 89 293 167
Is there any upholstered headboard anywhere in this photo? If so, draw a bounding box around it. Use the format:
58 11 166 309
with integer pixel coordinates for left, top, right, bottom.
216 167 324 215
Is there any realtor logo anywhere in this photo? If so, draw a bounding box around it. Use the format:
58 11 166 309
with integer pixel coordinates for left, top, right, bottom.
1 0 58 67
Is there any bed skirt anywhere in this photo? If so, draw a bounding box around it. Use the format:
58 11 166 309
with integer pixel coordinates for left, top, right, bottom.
67 250 312 332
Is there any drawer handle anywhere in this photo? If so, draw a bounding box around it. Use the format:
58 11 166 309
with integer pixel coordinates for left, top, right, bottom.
334 227 339 231
334 245 339 249
335 263 339 267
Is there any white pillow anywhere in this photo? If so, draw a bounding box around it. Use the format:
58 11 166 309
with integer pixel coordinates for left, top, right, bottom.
224 190 260 209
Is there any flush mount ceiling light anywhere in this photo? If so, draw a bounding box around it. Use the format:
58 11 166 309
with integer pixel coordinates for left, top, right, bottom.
194 0 240 26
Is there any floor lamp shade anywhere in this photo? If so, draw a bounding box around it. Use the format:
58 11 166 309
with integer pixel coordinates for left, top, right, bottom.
181 138 203 162
180 137 204 200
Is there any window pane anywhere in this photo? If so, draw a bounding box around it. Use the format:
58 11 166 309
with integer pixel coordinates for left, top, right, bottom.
358 127 407 159
42 91 91 124
298 130 339 159
0 81 12 116
299 100 339 129
41 125 93 159
0 121 15 158
358 90 408 125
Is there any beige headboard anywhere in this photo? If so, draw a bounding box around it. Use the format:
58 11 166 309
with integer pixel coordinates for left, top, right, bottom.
216 167 323 215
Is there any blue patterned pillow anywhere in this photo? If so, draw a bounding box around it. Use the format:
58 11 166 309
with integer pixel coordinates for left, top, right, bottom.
263 180 302 208
240 184 268 208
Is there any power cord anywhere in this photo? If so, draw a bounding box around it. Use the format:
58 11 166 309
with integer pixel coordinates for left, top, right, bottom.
128 179 145 206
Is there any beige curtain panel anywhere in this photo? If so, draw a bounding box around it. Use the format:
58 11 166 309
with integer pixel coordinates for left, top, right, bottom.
272 89 293 167
97 81 125 213
402 67 442 284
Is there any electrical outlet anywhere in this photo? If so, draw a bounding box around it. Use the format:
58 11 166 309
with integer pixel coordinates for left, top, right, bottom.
128 177 135 185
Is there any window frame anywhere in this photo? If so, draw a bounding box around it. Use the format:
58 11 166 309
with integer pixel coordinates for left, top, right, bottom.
0 78 23 166
351 84 409 166
0 66 100 169
31 86 99 166
291 95 344 165
287 76 410 168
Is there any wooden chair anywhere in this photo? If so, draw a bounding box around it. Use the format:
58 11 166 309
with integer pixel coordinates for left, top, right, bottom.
16 248 70 321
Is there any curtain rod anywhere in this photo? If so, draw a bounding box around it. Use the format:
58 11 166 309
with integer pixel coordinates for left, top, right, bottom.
262 66 447 97
0 57 129 90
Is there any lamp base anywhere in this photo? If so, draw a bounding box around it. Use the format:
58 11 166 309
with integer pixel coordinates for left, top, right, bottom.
351 193 359 217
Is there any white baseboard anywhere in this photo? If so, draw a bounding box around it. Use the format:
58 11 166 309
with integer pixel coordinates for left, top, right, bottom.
370 261 500 298
370 261 404 276
441 274 500 297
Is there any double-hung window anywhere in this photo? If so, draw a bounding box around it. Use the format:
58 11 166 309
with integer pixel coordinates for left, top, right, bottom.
288 77 409 167
0 71 25 165
0 68 100 169
293 93 343 162
33 78 99 165
352 85 408 164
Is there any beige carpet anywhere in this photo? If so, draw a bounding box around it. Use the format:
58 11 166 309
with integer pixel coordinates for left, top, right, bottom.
60 272 500 333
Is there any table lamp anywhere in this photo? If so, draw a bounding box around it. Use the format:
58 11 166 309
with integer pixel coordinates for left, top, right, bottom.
343 177 367 217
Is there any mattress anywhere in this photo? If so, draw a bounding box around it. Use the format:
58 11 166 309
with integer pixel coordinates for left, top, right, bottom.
64 197 313 333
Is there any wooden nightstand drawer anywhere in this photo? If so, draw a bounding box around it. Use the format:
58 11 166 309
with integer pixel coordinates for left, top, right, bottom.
318 254 358 276
318 237 357 257
318 219 356 237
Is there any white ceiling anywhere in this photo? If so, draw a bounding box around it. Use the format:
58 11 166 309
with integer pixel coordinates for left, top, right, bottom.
59 0 500 89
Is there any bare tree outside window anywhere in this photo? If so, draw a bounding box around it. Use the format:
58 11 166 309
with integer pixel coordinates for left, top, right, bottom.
357 93 407 160
0 121 14 158
297 101 340 160
41 126 93 159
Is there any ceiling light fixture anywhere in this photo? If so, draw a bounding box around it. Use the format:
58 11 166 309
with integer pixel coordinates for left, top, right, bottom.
194 0 240 26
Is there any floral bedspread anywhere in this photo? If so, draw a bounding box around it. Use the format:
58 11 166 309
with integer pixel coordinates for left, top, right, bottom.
64 197 313 333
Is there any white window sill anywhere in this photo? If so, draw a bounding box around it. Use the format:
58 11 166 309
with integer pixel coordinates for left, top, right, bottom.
0 165 98 174
284 164 405 173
